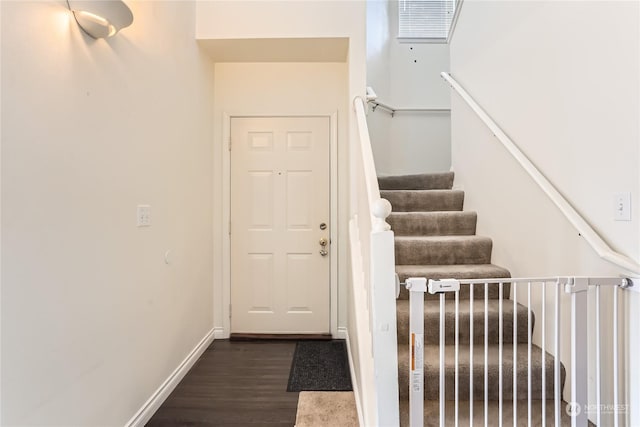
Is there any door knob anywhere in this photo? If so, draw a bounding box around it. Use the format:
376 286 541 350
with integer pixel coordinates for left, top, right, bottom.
320 249 328 256
319 238 328 246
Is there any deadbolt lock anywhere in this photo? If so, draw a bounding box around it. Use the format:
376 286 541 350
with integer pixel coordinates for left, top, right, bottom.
319 222 327 230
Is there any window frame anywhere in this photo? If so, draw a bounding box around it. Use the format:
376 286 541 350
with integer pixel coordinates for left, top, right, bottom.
396 0 459 44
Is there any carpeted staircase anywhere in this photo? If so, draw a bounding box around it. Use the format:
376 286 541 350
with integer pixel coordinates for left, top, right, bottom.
379 172 570 426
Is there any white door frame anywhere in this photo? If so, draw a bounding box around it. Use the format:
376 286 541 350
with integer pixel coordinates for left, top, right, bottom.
220 112 339 338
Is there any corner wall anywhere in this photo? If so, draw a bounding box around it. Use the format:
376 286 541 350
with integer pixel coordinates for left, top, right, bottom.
1 2 215 424
366 0 393 174
450 1 639 423
367 0 451 175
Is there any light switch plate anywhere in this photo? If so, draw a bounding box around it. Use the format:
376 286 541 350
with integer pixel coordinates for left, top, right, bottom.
137 205 151 227
613 192 631 221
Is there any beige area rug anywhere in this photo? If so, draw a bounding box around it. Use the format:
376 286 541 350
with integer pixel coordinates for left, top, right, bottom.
295 391 359 426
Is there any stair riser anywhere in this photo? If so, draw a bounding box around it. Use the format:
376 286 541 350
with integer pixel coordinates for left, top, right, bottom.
399 358 564 401
382 190 464 212
389 212 477 236
379 172 454 191
396 309 533 345
396 239 493 265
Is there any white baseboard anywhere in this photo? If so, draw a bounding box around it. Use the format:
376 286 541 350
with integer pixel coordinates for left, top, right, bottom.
335 326 347 340
125 328 215 427
213 326 227 339
344 329 365 427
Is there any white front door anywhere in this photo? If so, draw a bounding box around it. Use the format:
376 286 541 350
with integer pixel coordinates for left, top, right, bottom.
230 116 331 334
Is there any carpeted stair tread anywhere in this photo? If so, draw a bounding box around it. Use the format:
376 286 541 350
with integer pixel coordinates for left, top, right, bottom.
395 236 493 265
381 190 464 212
399 399 573 426
378 172 454 191
396 264 511 300
398 344 563 401
396 299 532 345
387 171 567 423
389 211 477 236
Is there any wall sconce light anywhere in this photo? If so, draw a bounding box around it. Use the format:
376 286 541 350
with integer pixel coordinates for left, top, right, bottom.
67 0 133 39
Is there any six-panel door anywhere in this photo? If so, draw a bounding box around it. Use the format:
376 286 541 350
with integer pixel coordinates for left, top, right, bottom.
230 117 331 334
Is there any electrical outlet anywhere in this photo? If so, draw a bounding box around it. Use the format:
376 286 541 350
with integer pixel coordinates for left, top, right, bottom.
137 205 151 227
613 192 631 221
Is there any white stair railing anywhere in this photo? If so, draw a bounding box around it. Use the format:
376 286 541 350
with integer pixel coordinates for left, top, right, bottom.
349 96 399 426
368 99 450 117
441 72 640 276
405 276 632 427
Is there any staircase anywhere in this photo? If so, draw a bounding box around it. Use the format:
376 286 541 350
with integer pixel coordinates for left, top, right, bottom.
379 172 570 426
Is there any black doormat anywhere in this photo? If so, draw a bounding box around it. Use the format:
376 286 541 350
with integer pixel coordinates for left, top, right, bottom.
286 340 353 392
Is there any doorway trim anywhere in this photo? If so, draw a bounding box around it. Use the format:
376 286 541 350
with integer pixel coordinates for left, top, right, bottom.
219 112 339 338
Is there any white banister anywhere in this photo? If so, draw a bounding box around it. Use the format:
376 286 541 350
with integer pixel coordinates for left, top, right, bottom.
441 72 640 276
349 95 399 426
353 97 384 222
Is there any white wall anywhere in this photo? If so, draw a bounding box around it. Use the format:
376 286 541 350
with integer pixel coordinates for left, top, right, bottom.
1 1 215 425
450 0 639 423
195 0 366 107
211 62 349 336
367 0 451 176
196 0 366 337
366 0 393 175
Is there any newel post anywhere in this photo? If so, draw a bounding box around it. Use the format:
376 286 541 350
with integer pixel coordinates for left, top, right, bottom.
372 198 392 232
370 198 400 426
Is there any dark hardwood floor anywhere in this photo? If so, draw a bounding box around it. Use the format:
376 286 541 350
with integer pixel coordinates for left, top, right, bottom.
146 340 299 426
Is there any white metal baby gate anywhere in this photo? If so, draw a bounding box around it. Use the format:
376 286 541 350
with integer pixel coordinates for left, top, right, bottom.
405 276 636 427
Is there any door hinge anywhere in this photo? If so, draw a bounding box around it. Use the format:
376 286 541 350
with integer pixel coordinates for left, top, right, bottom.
228 137 232 151
228 220 231 235
229 304 232 318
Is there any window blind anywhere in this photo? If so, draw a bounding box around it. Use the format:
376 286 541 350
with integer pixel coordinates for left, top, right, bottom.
398 0 455 39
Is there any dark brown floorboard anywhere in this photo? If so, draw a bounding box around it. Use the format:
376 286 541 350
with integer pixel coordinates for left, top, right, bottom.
146 340 299 426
